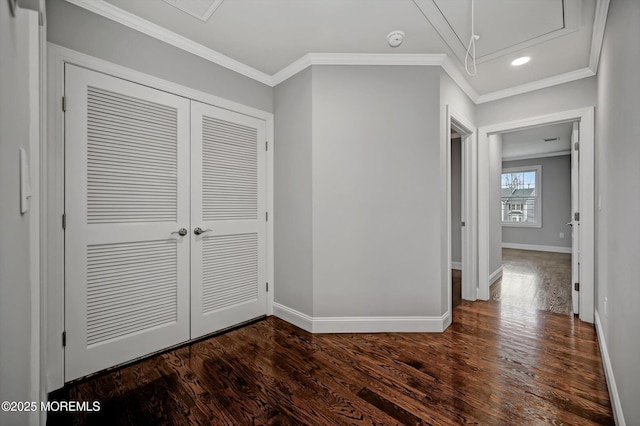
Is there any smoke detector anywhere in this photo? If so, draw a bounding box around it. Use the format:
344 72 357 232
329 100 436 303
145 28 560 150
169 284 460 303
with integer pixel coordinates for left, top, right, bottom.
387 30 405 48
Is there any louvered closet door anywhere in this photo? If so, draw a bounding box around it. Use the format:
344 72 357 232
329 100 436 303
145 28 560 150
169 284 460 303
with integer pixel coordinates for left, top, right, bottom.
64 65 190 381
190 101 267 339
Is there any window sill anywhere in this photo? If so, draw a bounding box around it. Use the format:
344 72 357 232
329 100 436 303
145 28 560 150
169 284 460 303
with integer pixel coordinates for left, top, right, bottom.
502 222 542 228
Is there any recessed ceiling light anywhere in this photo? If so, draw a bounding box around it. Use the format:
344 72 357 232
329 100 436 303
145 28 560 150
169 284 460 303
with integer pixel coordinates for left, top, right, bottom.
511 56 531 66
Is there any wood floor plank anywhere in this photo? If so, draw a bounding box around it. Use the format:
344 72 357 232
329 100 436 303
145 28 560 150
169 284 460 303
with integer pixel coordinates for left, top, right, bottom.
49 250 613 425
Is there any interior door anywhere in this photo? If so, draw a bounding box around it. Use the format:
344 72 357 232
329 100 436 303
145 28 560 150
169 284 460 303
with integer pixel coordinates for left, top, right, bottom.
571 121 580 315
64 65 191 381
190 101 267 339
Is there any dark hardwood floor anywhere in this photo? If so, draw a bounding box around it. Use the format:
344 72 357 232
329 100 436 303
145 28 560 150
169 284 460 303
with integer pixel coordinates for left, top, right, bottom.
49 301 613 424
452 269 462 309
491 248 573 315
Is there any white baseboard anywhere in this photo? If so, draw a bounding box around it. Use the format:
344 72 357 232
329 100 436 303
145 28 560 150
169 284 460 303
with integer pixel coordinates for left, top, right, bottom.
501 242 572 254
489 266 503 285
451 261 462 270
595 310 626 426
273 303 450 333
273 303 313 333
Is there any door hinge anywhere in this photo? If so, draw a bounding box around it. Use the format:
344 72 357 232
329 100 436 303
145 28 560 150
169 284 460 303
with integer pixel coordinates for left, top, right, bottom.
574 142 579 151
266 211 268 222
266 282 269 292
62 331 66 347
62 96 66 112
574 282 580 292
461 221 466 227
574 212 580 221
62 213 66 230
266 141 268 151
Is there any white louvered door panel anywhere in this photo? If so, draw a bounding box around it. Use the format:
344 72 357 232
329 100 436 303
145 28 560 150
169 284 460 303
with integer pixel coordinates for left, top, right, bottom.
64 65 190 381
190 101 267 339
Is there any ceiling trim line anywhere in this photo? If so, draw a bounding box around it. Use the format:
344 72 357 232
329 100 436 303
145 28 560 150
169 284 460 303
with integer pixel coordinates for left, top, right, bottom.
65 0 609 105
441 56 479 103
65 0 273 85
271 54 313 86
272 53 481 103
412 0 581 66
477 67 595 104
502 150 572 162
588 0 610 72
307 52 447 66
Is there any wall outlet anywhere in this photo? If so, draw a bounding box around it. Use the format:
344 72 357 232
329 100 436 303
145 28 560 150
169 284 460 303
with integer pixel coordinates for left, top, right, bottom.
559 232 564 239
604 297 608 318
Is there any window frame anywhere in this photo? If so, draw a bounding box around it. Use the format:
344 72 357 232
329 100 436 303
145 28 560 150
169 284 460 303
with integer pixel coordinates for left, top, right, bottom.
501 165 542 228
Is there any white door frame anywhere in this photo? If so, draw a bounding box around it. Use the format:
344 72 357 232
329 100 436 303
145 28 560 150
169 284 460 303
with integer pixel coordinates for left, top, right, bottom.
476 107 595 323
446 106 477 313
570 122 580 315
45 44 274 391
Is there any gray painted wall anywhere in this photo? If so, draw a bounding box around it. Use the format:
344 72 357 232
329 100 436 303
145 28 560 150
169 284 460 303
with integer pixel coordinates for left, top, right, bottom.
489 134 502 276
0 6 34 425
46 0 273 112
596 0 640 422
440 70 476 310
273 68 314 316
451 138 462 265
312 65 442 317
477 77 596 127
502 155 572 249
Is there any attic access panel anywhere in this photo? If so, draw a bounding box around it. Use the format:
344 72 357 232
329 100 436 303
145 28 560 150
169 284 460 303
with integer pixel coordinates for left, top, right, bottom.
162 0 224 22
431 0 578 63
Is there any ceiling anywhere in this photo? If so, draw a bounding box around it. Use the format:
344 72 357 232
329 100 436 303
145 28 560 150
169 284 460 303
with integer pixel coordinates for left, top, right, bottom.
501 122 574 160
76 0 603 99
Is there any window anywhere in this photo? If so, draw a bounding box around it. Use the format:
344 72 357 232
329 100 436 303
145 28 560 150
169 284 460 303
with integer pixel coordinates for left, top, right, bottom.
501 165 541 227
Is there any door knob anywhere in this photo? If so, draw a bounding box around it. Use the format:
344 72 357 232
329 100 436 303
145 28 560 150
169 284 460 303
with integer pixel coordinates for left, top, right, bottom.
171 228 188 236
566 222 573 227
194 227 212 235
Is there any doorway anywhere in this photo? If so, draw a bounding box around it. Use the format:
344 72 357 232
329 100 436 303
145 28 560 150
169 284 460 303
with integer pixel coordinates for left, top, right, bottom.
451 130 463 309
446 106 476 318
476 108 595 323
490 121 576 314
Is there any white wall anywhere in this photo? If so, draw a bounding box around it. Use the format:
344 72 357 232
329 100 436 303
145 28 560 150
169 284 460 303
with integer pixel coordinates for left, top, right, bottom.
477 77 597 127
0 5 37 426
46 0 273 112
273 68 314 316
488 134 502 277
596 0 640 423
312 65 442 317
502 155 572 249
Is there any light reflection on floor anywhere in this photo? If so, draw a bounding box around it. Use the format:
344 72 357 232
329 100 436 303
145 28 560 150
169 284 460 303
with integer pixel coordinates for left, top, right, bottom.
490 248 572 316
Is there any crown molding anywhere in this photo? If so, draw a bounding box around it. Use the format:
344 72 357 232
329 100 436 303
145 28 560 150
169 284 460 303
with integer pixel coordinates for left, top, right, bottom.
65 0 273 85
441 55 479 103
476 0 609 103
476 67 595 104
272 52 452 86
307 52 446 66
588 0 610 72
502 150 571 162
66 0 610 104
271 54 313 86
